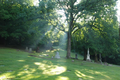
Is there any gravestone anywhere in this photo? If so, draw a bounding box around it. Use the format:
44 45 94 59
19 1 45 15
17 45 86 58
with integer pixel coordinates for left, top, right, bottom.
29 48 32 53
86 48 91 61
25 47 28 52
55 52 60 59
75 54 78 59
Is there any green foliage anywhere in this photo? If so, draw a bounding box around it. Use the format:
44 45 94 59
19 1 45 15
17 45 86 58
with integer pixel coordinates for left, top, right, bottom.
0 0 57 47
69 0 119 62
56 0 118 59
0 0 119 64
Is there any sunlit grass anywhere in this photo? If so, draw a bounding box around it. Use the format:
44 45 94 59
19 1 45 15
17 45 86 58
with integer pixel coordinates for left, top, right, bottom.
0 47 120 80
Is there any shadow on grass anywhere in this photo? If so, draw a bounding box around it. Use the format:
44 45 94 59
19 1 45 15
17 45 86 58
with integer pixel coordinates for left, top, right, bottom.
0 48 120 80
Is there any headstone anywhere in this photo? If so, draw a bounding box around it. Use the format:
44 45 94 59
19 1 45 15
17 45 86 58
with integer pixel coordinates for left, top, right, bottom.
75 54 78 59
25 47 28 52
86 48 91 61
55 52 60 59
29 48 32 53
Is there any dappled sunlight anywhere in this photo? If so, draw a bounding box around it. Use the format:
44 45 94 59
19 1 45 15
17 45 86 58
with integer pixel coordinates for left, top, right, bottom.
85 69 111 79
20 74 40 80
55 76 69 80
45 49 58 53
34 62 66 75
0 73 13 80
1 48 120 80
17 60 25 62
98 72 111 79
51 49 58 53
17 68 36 76
0 75 7 80
46 50 51 52
77 69 112 79
75 70 94 79
75 70 86 77
102 74 111 79
17 65 36 77
43 66 66 75
42 54 48 56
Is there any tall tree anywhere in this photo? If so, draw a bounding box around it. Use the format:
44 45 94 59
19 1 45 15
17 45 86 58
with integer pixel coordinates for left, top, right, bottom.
57 0 118 58
71 0 118 61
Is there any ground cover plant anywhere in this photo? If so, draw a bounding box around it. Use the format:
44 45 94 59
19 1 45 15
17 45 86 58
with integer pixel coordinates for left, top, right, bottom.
0 47 120 80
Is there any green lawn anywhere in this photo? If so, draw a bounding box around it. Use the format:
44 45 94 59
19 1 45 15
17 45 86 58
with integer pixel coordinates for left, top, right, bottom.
0 47 120 80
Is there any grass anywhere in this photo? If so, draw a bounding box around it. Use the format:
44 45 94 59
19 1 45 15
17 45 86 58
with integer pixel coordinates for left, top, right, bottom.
0 47 120 80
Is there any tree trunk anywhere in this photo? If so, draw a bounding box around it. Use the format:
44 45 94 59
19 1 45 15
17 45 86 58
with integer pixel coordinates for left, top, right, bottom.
104 57 107 62
66 1 74 58
66 31 71 58
99 53 103 64
83 48 87 60
95 52 98 62
19 36 22 45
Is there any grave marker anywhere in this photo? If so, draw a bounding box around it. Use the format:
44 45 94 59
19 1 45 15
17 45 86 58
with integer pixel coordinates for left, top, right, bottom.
55 52 60 59
86 48 91 61
25 47 28 52
29 48 32 53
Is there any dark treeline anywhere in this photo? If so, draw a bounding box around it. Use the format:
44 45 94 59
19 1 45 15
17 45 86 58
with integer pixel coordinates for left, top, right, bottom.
0 0 57 49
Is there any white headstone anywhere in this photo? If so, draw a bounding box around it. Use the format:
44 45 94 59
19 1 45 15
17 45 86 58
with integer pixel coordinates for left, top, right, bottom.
55 52 60 59
87 48 91 61
29 48 32 53
25 47 28 52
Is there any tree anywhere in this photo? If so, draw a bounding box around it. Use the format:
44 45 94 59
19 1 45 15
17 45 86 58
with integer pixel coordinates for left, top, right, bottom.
0 0 33 45
57 0 118 58
72 3 119 61
0 0 57 47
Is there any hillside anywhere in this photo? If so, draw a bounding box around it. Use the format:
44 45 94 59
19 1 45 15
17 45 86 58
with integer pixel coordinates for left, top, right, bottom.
0 47 120 80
